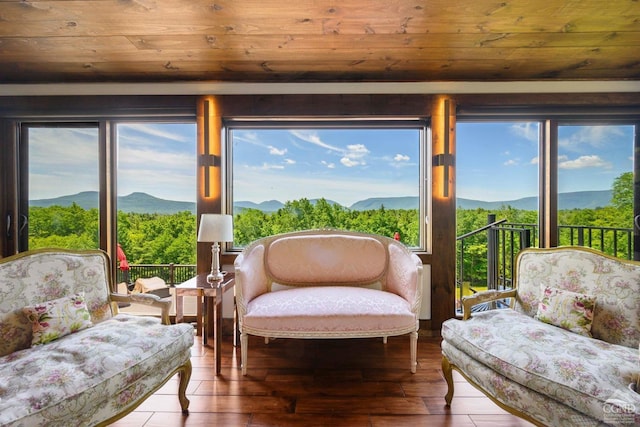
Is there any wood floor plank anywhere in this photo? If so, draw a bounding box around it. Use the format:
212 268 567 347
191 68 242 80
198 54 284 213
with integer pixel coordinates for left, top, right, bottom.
113 332 536 426
371 414 477 427
294 396 430 415
249 413 371 427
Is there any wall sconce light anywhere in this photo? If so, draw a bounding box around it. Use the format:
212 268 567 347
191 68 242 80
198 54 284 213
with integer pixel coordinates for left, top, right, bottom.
197 214 234 284
200 154 220 198
200 97 222 199
434 99 454 198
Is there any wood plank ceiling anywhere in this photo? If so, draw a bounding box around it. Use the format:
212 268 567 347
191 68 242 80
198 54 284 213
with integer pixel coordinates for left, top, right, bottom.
0 0 638 84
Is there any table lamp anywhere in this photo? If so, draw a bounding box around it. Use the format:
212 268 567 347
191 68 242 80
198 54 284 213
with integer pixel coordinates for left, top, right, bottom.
197 214 234 284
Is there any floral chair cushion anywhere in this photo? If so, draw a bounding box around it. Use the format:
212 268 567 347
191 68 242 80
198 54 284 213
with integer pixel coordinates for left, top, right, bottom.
442 309 640 423
23 292 93 345
535 285 596 337
0 314 194 427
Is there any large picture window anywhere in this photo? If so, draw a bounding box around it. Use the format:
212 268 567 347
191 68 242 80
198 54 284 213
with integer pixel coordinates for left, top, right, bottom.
226 120 430 251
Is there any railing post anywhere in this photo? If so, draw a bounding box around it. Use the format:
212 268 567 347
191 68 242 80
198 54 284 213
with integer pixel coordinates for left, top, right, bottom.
578 227 584 247
521 229 531 249
169 263 175 286
487 214 497 291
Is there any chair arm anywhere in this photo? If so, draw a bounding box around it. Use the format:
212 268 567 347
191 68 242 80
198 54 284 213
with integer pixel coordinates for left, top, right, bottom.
387 244 423 314
234 244 269 314
110 292 172 325
461 289 517 320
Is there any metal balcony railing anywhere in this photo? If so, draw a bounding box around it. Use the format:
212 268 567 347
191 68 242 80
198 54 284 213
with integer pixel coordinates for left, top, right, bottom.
456 214 633 314
116 263 197 287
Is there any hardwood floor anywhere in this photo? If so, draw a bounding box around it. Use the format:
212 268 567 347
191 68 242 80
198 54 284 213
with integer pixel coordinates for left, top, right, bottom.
111 332 535 426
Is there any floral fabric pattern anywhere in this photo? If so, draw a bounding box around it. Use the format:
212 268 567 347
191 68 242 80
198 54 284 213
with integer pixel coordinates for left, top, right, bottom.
535 285 596 337
23 292 93 345
0 314 194 427
442 247 640 426
442 341 611 427
0 249 195 427
442 309 640 425
513 248 640 348
0 250 113 357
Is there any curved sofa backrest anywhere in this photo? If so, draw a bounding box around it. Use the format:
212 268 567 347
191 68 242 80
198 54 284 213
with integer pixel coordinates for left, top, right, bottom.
266 233 387 286
0 249 113 356
514 246 640 348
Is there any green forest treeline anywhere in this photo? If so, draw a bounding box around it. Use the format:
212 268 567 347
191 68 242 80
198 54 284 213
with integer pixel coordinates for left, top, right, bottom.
29 173 633 265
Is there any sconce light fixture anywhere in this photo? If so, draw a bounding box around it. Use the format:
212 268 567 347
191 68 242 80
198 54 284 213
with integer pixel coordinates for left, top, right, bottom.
433 99 455 197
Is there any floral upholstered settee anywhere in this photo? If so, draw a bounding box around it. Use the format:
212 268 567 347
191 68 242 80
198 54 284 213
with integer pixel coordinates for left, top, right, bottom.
442 247 640 427
234 229 423 375
0 249 194 427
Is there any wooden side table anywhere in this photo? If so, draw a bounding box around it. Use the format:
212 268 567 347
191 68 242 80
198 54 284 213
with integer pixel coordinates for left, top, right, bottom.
175 272 235 375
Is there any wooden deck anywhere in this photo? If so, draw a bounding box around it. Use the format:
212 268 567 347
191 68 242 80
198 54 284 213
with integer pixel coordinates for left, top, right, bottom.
111 331 534 426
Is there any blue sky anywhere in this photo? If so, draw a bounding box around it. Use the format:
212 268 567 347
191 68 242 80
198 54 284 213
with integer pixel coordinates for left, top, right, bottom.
457 122 633 202
231 128 420 207
28 122 634 205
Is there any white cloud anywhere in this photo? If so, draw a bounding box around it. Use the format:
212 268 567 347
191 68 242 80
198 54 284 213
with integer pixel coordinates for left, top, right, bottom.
559 126 625 152
510 123 539 143
394 154 410 162
504 159 518 166
341 157 363 167
120 123 190 144
321 160 336 168
290 130 342 152
284 158 296 164
346 144 369 157
559 155 611 169
530 157 539 164
338 144 370 167
269 146 287 156
258 162 285 170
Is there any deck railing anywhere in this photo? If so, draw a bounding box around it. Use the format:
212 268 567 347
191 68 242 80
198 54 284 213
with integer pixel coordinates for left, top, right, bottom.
116 263 197 287
456 215 633 313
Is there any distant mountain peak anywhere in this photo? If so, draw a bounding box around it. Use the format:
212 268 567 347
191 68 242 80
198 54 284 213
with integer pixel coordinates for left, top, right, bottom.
31 190 613 215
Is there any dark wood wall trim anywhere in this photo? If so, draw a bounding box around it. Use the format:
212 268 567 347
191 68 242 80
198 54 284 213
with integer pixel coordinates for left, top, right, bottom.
429 96 457 331
0 120 19 258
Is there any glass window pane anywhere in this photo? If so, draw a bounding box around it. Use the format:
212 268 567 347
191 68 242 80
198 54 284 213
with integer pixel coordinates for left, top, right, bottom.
230 124 426 249
26 125 100 250
456 122 540 311
557 124 635 258
116 122 197 285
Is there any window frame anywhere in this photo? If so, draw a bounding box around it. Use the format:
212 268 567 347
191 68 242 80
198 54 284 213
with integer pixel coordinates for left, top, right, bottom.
223 117 432 253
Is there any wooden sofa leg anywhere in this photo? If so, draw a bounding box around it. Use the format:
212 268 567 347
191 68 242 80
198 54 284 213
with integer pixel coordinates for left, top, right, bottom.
178 359 192 415
410 331 418 373
442 355 454 406
241 332 248 376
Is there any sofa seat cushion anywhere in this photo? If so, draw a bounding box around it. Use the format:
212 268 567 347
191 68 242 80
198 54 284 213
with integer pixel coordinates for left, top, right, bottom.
441 341 601 427
442 309 640 422
243 286 415 337
0 314 194 427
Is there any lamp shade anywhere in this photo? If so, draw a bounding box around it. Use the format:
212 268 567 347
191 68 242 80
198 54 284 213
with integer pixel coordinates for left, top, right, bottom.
197 214 234 242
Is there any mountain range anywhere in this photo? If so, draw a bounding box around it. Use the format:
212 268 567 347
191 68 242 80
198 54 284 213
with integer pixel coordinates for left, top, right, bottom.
30 190 613 214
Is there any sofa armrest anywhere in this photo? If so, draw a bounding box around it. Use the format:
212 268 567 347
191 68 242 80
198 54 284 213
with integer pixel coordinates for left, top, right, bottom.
110 292 172 325
234 243 269 316
387 244 423 314
461 289 517 320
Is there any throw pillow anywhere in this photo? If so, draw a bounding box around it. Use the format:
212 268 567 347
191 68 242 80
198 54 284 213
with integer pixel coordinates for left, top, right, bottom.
23 292 93 345
535 284 596 337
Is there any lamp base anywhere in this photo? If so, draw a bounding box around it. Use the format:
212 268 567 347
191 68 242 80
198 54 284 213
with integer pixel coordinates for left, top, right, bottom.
207 271 226 284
